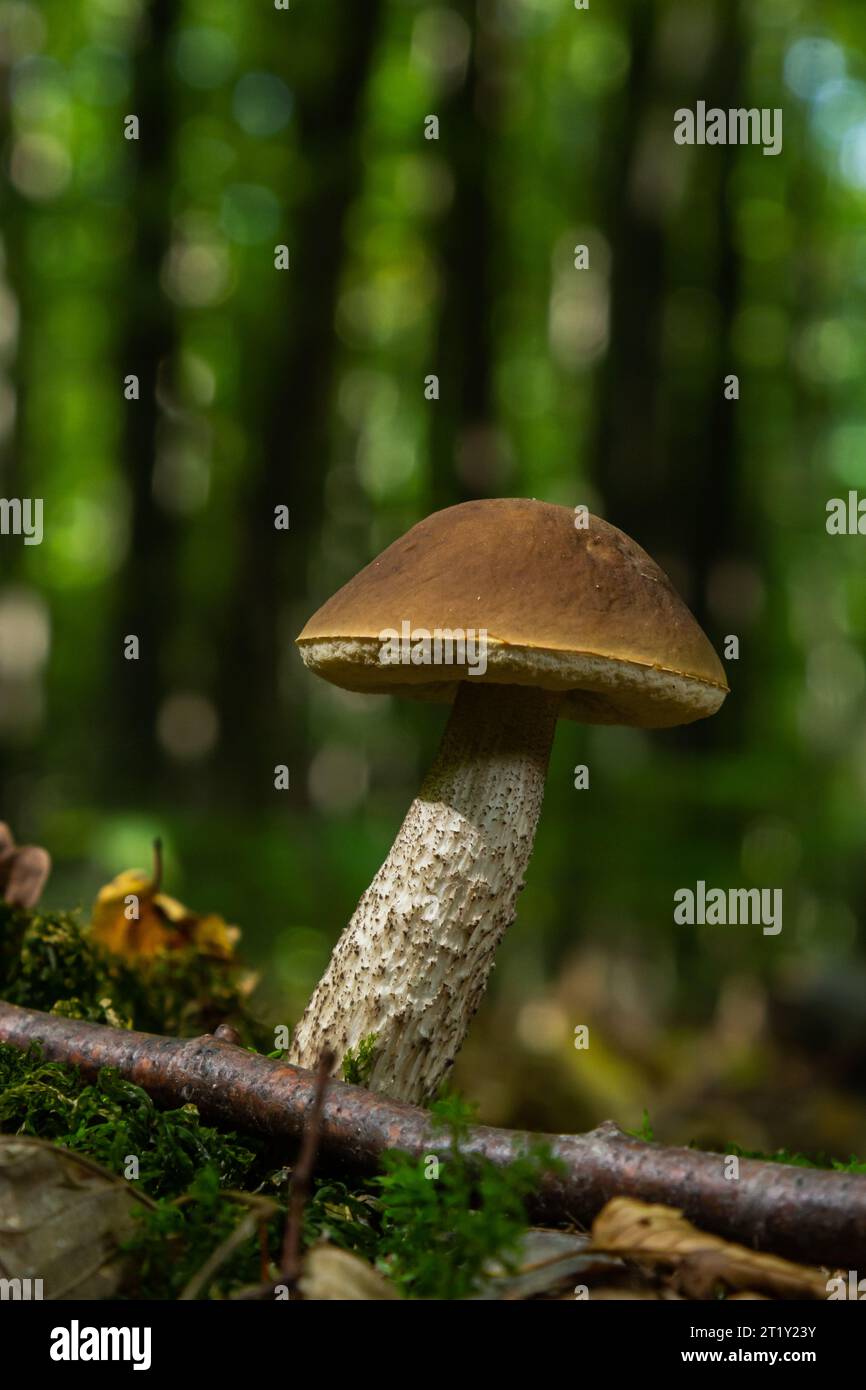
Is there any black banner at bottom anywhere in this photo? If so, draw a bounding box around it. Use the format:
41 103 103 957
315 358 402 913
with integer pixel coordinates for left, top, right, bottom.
3 1295 861 1376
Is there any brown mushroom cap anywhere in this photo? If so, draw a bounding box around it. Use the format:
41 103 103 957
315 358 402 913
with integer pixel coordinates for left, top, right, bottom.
297 499 729 728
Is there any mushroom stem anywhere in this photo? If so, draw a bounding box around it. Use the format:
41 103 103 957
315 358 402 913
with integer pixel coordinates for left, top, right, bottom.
289 681 561 1103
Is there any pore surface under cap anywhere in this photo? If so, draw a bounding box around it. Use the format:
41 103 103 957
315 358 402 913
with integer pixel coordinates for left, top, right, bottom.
296 499 729 728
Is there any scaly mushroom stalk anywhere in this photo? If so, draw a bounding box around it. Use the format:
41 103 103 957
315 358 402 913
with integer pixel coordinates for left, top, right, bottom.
289 681 561 1102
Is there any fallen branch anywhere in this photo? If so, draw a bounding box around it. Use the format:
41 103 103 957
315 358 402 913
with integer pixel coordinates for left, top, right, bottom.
1 1001 863 1267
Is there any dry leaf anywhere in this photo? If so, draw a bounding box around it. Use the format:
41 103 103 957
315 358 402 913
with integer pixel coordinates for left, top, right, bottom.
298 1244 399 1300
591 1197 832 1300
0 821 51 909
477 1229 622 1300
0 1136 152 1299
91 842 239 961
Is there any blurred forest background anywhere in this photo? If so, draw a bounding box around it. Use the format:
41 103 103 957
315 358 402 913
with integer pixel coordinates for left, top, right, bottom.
1 0 865 1156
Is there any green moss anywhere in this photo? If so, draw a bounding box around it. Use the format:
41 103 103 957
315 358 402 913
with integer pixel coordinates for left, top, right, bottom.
341 1032 378 1086
372 1095 562 1299
120 1167 284 1300
0 902 265 1045
714 1141 866 1173
621 1107 866 1173
625 1108 655 1142
0 904 124 1023
0 1044 257 1199
0 904 281 1296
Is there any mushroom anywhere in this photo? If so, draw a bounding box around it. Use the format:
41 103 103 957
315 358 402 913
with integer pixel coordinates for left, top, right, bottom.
290 499 728 1102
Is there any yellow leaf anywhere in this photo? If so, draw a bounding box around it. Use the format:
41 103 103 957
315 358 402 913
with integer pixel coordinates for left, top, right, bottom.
91 869 170 957
90 843 239 961
191 913 240 961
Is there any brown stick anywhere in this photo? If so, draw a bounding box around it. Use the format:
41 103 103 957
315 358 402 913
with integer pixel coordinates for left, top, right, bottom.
1 1001 863 1267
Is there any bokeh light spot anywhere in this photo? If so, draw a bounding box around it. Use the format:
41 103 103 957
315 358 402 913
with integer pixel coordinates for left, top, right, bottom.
232 72 292 137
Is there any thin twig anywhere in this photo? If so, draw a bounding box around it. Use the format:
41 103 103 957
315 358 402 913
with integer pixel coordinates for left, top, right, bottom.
179 1194 279 1302
281 1045 334 1291
151 837 163 893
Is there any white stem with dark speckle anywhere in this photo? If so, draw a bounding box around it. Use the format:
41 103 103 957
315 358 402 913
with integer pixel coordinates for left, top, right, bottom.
289 681 560 1103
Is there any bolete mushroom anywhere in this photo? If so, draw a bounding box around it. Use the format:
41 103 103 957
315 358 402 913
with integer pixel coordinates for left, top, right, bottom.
290 499 728 1102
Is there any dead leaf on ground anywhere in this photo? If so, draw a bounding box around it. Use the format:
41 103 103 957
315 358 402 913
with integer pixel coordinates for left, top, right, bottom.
91 840 239 961
477 1228 623 1300
299 1244 399 1300
591 1197 833 1300
0 1136 153 1299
